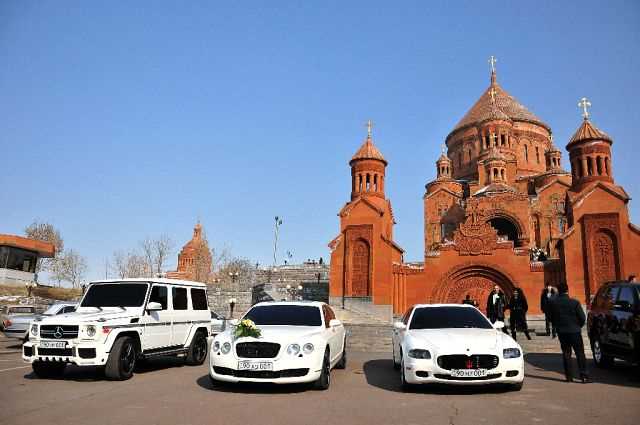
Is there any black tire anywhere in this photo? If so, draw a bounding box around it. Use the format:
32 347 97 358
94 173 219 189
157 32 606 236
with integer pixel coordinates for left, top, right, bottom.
186 330 208 366
510 381 524 391
105 336 137 381
591 336 613 368
393 344 401 371
335 340 347 370
32 361 66 378
313 349 331 390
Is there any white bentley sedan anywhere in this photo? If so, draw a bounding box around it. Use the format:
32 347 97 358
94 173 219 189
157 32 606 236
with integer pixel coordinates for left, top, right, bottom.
209 301 346 390
392 304 524 391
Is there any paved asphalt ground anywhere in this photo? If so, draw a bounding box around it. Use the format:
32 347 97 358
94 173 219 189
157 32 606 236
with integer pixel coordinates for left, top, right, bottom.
1 335 638 425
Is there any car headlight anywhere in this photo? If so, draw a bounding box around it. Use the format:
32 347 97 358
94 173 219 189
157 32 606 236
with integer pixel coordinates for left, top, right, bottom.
85 325 96 338
287 343 300 356
503 348 521 359
30 324 38 336
303 343 314 354
408 349 431 359
221 342 232 354
213 341 221 352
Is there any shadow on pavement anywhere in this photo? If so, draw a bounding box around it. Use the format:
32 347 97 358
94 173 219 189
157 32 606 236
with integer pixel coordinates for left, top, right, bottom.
524 353 640 388
23 356 189 382
362 359 513 395
196 374 311 394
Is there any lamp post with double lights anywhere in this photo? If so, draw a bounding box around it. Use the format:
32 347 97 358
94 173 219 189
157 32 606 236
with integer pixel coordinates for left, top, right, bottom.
285 284 303 301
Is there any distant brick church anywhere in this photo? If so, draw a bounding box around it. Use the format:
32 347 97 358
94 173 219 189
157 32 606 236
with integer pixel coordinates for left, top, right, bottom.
166 222 212 282
329 60 640 314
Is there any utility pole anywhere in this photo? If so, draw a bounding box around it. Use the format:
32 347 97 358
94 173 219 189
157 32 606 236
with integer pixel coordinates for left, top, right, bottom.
273 216 283 268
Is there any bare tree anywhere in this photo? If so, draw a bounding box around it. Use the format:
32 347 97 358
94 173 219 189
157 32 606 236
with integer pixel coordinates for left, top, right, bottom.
61 249 88 288
110 250 148 279
218 257 253 284
211 243 233 272
191 244 213 283
140 234 174 277
24 220 64 279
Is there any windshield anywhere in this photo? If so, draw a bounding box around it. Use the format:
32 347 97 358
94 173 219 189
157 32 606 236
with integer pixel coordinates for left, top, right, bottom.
8 307 35 314
80 283 149 308
244 305 322 326
409 306 493 330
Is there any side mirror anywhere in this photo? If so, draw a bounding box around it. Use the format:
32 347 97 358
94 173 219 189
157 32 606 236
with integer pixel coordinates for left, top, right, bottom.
493 321 505 329
329 319 342 327
146 302 162 312
393 322 407 330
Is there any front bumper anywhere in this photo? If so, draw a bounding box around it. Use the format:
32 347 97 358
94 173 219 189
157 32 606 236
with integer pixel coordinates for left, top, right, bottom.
22 340 110 366
209 349 323 384
403 355 524 385
2 327 28 340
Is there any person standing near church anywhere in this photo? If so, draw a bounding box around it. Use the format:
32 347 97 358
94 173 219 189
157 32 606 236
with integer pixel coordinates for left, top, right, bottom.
547 282 590 383
540 284 557 338
507 288 531 340
486 285 507 333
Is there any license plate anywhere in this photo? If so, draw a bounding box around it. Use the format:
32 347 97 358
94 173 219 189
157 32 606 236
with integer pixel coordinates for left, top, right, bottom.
450 368 488 378
40 340 67 349
238 361 273 371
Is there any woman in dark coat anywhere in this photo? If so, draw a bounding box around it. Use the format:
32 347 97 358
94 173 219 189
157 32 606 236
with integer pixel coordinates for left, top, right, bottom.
507 288 531 340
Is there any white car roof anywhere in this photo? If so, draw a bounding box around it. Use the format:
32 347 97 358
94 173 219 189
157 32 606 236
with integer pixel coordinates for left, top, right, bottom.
412 303 478 309
252 301 326 308
90 278 207 288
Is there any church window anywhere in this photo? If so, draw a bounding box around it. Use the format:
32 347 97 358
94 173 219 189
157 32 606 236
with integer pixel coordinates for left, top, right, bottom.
604 157 610 175
558 216 566 233
366 173 371 191
535 146 540 163
596 156 603 175
500 169 505 180
358 174 363 192
373 174 378 191
524 145 529 162
587 157 593 176
493 168 498 179
501 134 506 146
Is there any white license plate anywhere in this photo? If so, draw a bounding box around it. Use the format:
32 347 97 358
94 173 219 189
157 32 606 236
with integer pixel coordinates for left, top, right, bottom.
39 340 67 349
450 368 488 378
238 361 273 371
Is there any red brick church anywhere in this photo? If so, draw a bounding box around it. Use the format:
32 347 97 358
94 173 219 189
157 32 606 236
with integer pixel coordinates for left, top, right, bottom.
329 60 640 315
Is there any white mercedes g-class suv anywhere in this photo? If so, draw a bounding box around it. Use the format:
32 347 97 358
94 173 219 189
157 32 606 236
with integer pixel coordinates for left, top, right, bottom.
22 278 211 380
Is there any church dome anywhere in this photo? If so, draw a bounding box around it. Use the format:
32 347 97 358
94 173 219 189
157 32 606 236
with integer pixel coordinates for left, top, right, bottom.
566 118 612 149
450 72 549 136
350 136 387 165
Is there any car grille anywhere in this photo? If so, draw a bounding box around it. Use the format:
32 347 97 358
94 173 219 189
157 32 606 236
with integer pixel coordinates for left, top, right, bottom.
40 325 79 339
37 347 74 357
437 354 499 370
235 342 280 358
213 366 308 379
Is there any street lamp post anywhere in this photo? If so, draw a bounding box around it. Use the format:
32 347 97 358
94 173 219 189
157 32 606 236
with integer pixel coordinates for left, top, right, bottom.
273 216 283 268
228 271 239 283
285 284 303 301
228 297 237 319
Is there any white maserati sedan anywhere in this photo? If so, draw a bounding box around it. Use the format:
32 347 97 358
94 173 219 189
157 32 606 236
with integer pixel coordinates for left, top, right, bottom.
209 301 346 390
392 304 524 391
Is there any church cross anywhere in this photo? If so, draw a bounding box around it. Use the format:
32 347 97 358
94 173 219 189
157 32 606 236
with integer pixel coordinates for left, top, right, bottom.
441 144 447 155
578 97 592 120
366 119 373 139
488 55 497 74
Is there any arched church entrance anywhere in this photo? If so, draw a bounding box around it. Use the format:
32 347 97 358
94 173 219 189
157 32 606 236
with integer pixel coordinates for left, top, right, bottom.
431 263 516 314
488 217 520 246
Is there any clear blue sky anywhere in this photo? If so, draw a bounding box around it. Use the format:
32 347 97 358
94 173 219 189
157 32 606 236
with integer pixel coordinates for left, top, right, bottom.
2 1 639 281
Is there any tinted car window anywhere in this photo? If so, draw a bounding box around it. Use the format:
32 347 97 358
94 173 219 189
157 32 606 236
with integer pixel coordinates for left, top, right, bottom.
172 287 188 310
61 306 76 314
605 286 620 309
617 287 635 310
149 286 168 310
245 305 322 326
81 283 149 307
191 288 208 310
8 307 35 314
410 306 493 330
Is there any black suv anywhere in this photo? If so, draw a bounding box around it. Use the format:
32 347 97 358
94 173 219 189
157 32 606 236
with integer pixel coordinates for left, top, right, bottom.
587 281 640 367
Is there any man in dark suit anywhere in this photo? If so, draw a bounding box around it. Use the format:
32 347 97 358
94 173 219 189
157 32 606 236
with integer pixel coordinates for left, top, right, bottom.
547 282 590 383
540 284 557 337
486 285 507 334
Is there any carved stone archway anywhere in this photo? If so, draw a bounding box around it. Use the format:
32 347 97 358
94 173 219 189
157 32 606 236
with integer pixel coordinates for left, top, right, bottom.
431 262 517 314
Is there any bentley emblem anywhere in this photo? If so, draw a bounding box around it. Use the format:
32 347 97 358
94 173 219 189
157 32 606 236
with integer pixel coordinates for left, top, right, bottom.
54 326 64 339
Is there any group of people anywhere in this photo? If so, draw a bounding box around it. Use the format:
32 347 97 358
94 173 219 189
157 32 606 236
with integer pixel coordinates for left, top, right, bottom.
484 285 532 340
469 283 589 383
